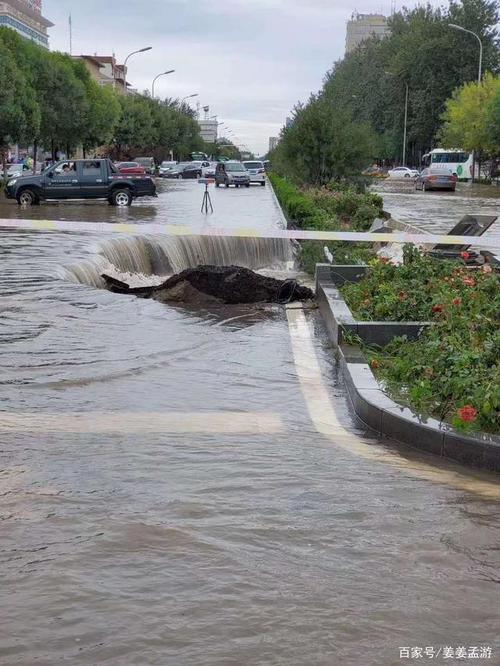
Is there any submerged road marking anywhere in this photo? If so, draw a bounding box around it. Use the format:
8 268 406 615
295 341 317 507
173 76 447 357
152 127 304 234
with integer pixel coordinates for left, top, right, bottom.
0 411 283 434
0 218 498 248
286 307 500 500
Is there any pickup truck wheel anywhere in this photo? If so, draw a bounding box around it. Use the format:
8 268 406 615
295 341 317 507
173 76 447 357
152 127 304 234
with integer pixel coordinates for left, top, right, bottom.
225 183 230 188
111 189 133 206
261 181 266 186
17 189 38 206
245 183 250 188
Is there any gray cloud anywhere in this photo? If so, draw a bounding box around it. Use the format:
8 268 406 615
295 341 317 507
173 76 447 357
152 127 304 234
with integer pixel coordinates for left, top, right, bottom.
45 0 444 155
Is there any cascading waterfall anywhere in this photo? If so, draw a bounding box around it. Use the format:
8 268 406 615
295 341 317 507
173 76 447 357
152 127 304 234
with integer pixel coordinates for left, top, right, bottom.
63 234 296 289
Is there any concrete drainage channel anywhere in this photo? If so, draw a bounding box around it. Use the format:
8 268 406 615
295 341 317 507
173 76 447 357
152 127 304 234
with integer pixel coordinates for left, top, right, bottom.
315 263 500 473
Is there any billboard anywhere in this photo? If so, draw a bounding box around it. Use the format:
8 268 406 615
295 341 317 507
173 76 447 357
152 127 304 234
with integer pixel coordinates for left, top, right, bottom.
20 0 42 14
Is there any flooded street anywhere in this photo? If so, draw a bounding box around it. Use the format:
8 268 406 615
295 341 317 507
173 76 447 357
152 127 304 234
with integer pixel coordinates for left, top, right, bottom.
374 180 500 248
1 180 500 665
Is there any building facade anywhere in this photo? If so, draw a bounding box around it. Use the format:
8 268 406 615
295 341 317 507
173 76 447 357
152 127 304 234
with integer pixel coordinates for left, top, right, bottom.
0 0 53 48
345 13 388 54
198 120 218 144
74 55 128 94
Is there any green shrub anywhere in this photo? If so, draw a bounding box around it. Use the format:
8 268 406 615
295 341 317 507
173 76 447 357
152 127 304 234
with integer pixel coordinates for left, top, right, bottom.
269 173 381 272
343 247 500 433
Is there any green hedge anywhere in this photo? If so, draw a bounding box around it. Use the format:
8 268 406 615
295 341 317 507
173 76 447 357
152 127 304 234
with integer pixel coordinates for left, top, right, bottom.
269 173 380 271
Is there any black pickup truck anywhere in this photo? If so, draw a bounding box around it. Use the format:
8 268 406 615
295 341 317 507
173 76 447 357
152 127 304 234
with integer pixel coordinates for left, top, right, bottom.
5 158 157 206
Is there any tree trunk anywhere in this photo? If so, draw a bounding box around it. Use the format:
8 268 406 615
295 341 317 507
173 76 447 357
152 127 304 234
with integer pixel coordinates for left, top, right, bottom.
33 139 38 174
1 146 7 185
51 140 55 162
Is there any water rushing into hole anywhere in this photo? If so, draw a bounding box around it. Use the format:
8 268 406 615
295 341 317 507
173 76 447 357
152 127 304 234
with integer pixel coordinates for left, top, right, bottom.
63 234 295 288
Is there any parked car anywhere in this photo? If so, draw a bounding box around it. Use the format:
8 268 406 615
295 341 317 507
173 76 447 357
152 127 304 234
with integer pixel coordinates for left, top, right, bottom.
134 157 155 174
415 168 457 192
215 161 250 188
243 160 266 185
1 163 32 179
115 161 146 175
387 166 420 179
5 158 157 206
158 161 177 177
203 162 217 178
181 164 203 179
164 162 190 178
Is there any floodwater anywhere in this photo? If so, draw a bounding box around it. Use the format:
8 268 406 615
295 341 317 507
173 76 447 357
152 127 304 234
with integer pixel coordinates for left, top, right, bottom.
374 179 500 248
1 180 500 665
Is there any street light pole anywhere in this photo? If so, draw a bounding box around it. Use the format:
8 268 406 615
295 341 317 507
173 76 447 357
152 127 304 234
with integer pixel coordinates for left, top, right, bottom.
403 82 409 166
181 94 198 104
448 24 483 84
151 70 175 99
123 47 152 95
448 24 484 181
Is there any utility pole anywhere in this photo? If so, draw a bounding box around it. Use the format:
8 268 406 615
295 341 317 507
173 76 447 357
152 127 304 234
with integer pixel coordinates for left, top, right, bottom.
403 82 409 166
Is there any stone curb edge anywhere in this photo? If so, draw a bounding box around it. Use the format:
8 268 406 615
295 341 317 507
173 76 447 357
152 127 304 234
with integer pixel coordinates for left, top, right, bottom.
316 272 500 474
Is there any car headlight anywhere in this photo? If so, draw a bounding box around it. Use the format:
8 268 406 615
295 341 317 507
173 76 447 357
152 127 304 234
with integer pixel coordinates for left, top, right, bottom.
7 179 17 186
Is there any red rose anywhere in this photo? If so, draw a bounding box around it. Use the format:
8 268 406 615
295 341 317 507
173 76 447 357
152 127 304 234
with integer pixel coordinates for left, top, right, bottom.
462 277 476 287
398 291 407 300
457 405 477 423
452 297 462 306
460 251 470 261
432 304 443 313
370 359 380 369
379 257 390 264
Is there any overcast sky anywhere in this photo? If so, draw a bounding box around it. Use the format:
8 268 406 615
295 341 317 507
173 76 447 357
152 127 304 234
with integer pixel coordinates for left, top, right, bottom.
44 0 444 155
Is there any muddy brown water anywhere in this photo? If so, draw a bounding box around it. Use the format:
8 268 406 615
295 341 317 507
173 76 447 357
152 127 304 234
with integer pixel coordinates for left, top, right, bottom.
1 180 499 665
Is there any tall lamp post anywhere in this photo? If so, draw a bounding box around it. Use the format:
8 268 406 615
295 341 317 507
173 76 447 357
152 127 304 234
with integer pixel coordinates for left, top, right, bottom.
151 70 175 99
448 24 483 181
448 24 483 84
385 71 409 166
402 82 409 166
123 47 152 95
181 94 198 104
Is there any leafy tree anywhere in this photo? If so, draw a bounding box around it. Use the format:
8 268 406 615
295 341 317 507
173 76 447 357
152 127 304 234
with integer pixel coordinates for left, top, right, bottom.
0 36 40 178
273 96 376 185
485 82 500 150
322 0 499 165
82 81 121 152
439 73 500 175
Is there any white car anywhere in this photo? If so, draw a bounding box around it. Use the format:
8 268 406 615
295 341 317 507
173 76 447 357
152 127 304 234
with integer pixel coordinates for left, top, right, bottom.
387 166 420 179
243 160 266 185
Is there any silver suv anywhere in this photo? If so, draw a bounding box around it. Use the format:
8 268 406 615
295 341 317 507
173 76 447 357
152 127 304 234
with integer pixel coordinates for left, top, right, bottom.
215 161 250 188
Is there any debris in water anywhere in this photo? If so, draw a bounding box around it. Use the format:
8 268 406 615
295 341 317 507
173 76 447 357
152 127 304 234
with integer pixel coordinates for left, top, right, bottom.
102 265 314 305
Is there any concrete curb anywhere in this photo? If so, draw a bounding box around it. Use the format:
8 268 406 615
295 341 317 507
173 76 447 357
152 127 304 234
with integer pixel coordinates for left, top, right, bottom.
316 267 500 473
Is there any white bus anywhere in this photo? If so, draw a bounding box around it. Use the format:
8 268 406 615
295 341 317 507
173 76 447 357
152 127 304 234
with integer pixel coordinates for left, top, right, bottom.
421 149 473 180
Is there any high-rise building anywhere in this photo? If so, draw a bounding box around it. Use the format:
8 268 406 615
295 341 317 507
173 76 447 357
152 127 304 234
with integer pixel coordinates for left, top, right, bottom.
345 13 388 54
0 0 53 48
269 137 279 152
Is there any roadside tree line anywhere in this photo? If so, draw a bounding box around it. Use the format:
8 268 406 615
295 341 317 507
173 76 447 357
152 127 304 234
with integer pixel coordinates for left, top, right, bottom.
0 27 203 174
270 0 500 185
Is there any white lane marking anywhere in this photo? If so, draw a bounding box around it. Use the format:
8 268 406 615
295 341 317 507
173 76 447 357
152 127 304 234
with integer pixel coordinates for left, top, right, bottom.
286 307 500 500
0 411 283 434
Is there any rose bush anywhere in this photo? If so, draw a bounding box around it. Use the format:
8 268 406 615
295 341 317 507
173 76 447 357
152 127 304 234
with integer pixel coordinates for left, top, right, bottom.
341 246 499 433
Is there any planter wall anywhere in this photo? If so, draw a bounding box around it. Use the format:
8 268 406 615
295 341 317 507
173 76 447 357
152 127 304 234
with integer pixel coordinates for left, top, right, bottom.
315 264 500 473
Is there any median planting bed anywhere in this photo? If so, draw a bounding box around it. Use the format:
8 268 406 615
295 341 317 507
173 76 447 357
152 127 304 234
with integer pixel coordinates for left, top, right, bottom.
269 173 380 272
340 247 499 435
